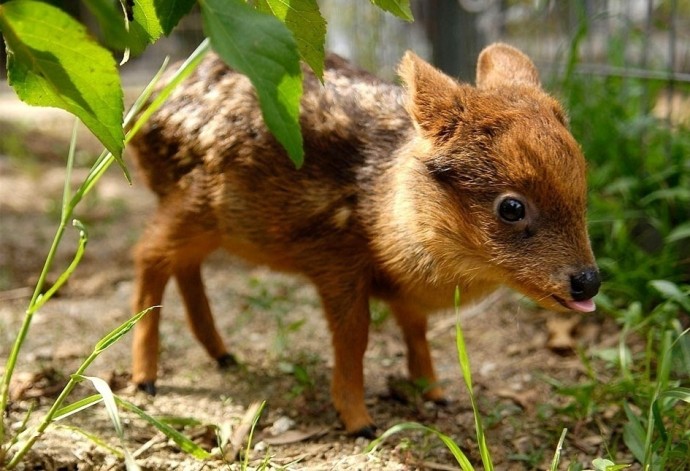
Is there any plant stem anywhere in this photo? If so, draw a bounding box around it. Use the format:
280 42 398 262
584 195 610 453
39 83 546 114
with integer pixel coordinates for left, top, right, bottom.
4 307 150 468
5 349 101 468
0 121 80 444
0 39 210 464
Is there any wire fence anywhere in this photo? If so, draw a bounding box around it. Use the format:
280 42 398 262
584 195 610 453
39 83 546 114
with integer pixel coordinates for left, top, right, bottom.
324 0 689 125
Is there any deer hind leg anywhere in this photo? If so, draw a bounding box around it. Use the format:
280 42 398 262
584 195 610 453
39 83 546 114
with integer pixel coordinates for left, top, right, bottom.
131 209 223 394
174 263 236 368
316 276 375 438
390 302 445 403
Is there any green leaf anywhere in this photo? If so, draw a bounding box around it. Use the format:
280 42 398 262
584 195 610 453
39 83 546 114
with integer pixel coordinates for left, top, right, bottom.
95 307 153 353
649 280 690 311
200 0 304 167
0 0 125 160
148 0 197 36
54 394 103 421
117 397 212 459
622 402 646 464
659 387 690 404
370 0 414 21
82 0 150 56
131 0 164 42
256 0 326 79
591 458 630 470
127 0 195 43
667 222 690 243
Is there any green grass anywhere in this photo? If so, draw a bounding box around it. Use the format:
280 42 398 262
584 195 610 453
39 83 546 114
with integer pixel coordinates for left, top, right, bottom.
367 289 493 471
561 40 690 314
368 289 622 471
551 29 690 470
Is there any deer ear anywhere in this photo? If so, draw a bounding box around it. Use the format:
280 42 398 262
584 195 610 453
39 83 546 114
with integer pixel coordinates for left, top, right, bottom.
398 51 471 143
476 43 541 89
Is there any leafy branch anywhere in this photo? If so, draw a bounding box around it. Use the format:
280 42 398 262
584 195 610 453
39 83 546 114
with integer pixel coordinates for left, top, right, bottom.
0 0 413 166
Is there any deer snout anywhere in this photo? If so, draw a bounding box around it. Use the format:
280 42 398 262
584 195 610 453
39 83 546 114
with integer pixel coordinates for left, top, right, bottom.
570 268 601 301
551 267 601 313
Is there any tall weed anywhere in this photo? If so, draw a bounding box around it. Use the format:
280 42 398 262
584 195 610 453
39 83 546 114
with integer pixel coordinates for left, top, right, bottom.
0 41 212 468
554 27 690 470
560 37 690 314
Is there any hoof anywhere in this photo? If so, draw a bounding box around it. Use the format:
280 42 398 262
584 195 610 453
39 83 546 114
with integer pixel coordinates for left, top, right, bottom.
350 424 377 439
137 381 157 396
432 397 450 407
216 353 239 369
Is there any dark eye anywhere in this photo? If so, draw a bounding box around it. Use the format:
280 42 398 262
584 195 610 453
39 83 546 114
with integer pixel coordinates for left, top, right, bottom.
498 197 526 223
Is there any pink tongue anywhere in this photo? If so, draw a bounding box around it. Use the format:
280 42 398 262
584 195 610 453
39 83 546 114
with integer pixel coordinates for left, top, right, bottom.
566 299 596 312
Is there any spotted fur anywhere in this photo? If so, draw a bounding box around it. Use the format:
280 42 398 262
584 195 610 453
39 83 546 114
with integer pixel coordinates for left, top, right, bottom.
128 44 599 436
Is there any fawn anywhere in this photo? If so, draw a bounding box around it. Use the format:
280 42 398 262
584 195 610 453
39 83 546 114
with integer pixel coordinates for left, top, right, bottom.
128 43 600 437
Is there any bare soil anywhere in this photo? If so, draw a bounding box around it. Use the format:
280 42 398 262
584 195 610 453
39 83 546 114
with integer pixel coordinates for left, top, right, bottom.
0 91 628 470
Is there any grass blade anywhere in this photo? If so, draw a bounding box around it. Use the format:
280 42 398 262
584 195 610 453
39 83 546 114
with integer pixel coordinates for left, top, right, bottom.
95 307 153 353
155 416 204 427
243 401 266 469
367 422 475 471
78 376 140 471
550 428 568 471
78 376 124 437
116 397 211 460
54 394 103 421
622 402 646 464
658 387 690 404
126 39 210 141
4 305 150 468
454 287 493 470
55 424 124 458
123 57 170 127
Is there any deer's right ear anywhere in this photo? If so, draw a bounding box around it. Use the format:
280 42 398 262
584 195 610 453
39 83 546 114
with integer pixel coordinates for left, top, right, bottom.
398 51 472 143
476 43 541 90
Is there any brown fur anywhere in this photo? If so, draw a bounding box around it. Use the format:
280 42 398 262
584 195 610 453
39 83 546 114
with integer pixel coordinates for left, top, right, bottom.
128 43 599 436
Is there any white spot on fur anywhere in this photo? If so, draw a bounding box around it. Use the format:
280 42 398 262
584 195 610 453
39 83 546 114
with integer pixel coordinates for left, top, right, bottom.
332 206 353 229
198 115 223 149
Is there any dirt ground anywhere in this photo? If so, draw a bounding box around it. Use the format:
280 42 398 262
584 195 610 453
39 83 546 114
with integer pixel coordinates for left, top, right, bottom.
0 90 627 470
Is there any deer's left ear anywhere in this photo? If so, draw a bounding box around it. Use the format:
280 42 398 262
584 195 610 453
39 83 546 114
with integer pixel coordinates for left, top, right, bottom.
476 43 541 90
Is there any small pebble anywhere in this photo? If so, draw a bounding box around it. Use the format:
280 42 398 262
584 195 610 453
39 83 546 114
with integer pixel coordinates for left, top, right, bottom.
354 436 369 447
270 416 295 435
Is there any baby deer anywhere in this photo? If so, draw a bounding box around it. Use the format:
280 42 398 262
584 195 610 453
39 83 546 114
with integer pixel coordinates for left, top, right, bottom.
129 43 600 437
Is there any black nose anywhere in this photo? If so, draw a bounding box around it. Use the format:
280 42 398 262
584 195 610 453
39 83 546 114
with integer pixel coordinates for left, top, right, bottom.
570 269 601 301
